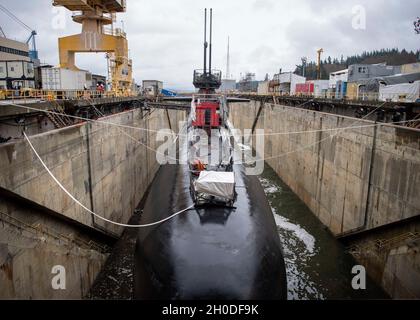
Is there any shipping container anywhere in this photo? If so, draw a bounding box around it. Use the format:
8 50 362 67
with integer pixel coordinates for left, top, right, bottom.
7 61 24 78
295 80 329 97
295 83 314 95
0 62 6 78
41 67 92 90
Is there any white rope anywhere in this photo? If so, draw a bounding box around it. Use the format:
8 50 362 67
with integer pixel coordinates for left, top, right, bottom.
239 102 418 164
0 101 163 134
3 100 416 138
23 131 194 228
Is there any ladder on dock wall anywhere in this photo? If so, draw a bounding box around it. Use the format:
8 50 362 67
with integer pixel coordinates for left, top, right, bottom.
407 114 420 129
46 102 73 129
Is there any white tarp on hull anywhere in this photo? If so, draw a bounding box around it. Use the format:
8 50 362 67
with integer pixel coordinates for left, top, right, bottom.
194 171 235 200
379 81 420 102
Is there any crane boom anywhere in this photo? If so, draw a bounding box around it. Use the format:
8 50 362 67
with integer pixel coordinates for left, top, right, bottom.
0 4 38 60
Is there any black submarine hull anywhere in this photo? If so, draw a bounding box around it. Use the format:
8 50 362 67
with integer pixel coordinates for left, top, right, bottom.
134 164 287 299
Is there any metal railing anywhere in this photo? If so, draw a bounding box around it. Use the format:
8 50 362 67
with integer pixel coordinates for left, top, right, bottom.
0 89 136 103
236 91 419 103
193 69 222 89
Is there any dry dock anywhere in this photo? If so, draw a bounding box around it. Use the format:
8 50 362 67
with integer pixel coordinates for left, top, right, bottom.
0 98 419 299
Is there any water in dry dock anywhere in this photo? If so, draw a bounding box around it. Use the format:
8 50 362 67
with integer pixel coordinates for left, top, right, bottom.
88 164 388 300
259 164 387 300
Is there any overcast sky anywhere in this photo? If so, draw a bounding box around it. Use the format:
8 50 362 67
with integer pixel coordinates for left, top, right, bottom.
1 0 419 90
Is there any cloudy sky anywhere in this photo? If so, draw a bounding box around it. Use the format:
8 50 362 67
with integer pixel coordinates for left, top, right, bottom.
1 0 419 90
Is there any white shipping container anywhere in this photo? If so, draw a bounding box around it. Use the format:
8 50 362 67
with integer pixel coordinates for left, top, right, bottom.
23 62 35 78
0 62 6 78
7 61 24 78
41 67 92 90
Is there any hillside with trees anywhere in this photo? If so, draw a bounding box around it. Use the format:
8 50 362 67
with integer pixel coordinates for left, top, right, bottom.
294 49 420 80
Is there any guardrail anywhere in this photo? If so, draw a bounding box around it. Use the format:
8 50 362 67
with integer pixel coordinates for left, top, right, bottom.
235 91 419 103
0 89 137 103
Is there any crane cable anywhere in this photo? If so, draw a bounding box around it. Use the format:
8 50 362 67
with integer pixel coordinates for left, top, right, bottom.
0 4 33 32
23 131 195 228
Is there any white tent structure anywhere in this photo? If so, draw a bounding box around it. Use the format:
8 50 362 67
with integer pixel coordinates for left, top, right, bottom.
379 80 420 102
194 171 235 200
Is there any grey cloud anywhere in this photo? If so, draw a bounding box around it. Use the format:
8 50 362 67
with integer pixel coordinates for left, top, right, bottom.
0 0 418 90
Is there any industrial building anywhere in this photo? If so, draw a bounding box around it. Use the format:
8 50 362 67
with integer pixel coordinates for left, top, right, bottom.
219 79 236 92
329 69 348 99
401 62 420 74
142 79 163 97
0 36 35 89
270 71 305 95
347 63 401 82
236 73 260 92
295 80 329 98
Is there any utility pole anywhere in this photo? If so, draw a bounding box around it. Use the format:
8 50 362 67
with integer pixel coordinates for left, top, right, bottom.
301 57 307 78
317 48 324 80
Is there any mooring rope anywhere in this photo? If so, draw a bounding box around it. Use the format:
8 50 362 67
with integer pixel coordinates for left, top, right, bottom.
2 100 415 138
240 102 418 164
23 131 194 228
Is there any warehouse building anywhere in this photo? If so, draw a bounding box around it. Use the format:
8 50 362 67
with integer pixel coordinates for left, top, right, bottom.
348 63 400 82
349 72 420 101
270 72 305 95
401 63 420 75
219 79 236 93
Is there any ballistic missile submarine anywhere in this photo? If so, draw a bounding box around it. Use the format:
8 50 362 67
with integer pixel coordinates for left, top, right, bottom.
134 8 287 300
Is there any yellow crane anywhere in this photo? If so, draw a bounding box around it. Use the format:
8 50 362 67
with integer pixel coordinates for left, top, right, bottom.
317 48 324 80
53 0 132 95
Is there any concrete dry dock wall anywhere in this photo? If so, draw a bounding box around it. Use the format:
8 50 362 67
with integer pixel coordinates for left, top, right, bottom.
0 190 110 299
230 101 420 235
0 107 185 236
229 101 420 298
0 107 185 298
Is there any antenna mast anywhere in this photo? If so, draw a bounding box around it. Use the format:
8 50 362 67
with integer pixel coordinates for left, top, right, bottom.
226 36 230 79
209 8 213 75
203 9 208 74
